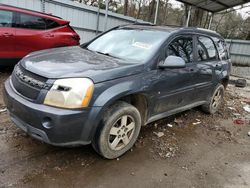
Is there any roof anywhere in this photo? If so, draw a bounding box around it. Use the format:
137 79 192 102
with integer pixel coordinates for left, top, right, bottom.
176 0 250 13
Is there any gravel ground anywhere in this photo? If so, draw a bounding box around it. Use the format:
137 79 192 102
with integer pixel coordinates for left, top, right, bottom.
0 68 250 188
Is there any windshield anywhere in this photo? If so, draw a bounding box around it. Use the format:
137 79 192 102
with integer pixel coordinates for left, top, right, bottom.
86 28 169 63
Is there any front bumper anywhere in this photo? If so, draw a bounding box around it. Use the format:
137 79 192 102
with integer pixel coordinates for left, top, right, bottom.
3 78 102 147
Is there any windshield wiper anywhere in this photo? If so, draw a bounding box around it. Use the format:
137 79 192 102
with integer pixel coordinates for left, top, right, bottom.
95 51 122 60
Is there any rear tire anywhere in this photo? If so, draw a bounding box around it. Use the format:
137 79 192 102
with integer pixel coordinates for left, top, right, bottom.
92 101 141 159
202 84 224 114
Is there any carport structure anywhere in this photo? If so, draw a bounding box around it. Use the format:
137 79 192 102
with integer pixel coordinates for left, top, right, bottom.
175 0 250 28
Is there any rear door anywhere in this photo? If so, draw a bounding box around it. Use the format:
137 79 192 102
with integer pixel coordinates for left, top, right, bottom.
14 12 57 58
192 34 220 102
0 10 16 59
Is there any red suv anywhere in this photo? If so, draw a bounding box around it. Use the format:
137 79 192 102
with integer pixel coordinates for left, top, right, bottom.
0 4 80 66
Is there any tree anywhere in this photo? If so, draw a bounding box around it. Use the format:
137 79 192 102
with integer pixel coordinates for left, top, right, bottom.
148 0 156 22
73 0 250 40
123 0 129 15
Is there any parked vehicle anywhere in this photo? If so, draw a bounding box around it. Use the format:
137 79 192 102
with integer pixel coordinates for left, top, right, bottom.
3 24 231 159
0 4 80 66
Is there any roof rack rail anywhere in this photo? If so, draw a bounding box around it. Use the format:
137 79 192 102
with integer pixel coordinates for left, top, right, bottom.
162 24 182 27
183 27 217 33
132 22 155 26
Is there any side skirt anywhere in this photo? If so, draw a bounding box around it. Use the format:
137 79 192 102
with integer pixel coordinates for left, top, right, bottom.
146 101 207 124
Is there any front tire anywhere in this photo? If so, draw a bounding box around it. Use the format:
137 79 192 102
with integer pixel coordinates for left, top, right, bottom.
202 84 225 114
92 101 141 159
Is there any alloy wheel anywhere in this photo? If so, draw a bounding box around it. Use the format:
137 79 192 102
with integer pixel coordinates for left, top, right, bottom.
108 115 135 151
212 88 223 109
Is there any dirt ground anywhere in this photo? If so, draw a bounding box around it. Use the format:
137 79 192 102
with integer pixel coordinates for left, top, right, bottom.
0 68 250 188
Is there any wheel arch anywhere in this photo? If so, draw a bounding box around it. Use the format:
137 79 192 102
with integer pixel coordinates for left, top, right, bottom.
221 76 229 89
89 80 149 141
96 92 149 127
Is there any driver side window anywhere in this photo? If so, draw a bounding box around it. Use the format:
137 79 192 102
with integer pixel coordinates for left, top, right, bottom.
166 36 194 63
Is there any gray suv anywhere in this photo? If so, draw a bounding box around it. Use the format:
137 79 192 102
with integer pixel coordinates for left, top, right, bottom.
3 24 231 159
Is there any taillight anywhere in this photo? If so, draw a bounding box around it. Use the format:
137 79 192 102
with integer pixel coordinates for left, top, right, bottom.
71 34 80 45
67 25 80 42
72 34 80 41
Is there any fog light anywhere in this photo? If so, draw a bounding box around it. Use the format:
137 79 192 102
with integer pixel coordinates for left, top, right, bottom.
42 117 53 129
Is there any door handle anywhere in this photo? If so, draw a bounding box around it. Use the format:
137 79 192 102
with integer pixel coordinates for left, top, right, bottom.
44 34 54 38
215 64 222 70
2 33 14 37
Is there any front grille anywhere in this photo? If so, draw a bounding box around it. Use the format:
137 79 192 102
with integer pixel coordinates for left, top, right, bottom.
11 65 50 100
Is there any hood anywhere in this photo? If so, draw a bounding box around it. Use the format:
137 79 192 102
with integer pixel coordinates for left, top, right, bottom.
20 46 144 83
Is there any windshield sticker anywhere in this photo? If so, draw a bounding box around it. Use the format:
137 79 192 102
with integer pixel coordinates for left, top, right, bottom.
132 41 152 50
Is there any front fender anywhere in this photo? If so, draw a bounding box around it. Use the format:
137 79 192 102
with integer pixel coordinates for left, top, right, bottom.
93 76 142 108
86 76 143 141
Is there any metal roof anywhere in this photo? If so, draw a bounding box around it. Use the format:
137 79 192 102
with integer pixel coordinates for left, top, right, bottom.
176 0 250 13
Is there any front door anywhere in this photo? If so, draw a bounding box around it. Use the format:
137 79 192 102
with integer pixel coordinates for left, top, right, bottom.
150 35 197 117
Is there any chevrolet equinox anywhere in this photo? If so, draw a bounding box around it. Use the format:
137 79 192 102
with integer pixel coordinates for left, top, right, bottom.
3 24 231 159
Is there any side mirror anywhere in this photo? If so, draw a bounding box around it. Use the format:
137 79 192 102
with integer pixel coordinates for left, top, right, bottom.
158 56 186 68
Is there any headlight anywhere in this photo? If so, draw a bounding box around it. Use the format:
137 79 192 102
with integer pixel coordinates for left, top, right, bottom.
44 78 94 109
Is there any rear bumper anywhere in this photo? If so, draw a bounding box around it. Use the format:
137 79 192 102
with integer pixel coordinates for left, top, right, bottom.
3 78 102 146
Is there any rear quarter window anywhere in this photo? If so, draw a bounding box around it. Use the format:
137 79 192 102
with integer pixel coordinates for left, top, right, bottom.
16 13 59 30
44 18 60 29
213 37 229 60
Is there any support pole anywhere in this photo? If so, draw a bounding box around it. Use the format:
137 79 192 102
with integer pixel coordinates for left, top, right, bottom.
154 0 160 24
96 0 100 35
104 0 109 31
186 6 191 27
208 13 214 29
41 0 45 13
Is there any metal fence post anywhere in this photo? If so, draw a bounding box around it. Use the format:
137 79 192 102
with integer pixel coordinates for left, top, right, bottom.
41 0 45 13
96 0 100 34
208 13 214 29
154 0 159 24
186 6 191 27
104 0 109 31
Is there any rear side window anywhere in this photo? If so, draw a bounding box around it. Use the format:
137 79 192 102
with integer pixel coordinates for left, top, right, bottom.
44 18 60 29
197 36 218 62
0 10 13 27
213 37 229 60
167 36 194 63
18 14 46 29
16 13 59 30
